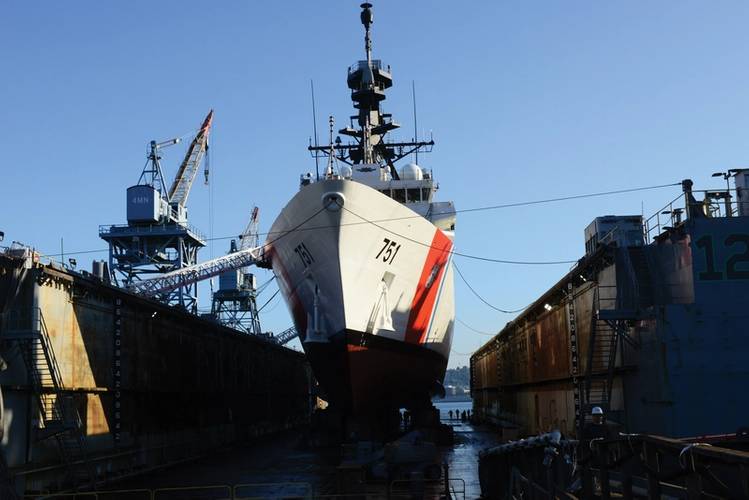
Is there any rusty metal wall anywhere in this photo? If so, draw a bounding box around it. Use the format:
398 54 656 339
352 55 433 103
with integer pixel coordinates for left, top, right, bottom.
471 215 749 439
470 260 627 436
0 260 312 489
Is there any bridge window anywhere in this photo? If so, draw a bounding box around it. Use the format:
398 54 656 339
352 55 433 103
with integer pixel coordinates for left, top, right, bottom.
380 189 391 197
393 189 406 203
407 188 421 202
421 188 431 200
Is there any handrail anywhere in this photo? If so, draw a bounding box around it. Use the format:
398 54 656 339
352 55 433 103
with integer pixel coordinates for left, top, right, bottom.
644 187 747 243
3 308 94 486
480 429 749 499
348 59 384 74
644 192 687 243
98 221 206 242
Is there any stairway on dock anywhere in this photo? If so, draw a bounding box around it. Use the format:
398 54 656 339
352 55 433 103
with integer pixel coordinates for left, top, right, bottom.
1 308 97 490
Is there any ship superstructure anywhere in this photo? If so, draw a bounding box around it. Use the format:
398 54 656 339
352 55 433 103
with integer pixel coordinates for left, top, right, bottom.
266 3 456 414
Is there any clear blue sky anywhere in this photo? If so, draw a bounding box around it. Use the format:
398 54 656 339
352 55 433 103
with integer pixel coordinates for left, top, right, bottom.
2 1 748 367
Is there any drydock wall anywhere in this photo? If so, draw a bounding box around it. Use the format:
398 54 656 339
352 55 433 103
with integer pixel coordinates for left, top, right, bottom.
471 261 628 437
0 253 312 492
471 215 749 439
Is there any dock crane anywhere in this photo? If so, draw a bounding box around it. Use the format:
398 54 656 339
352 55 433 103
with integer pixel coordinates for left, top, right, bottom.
100 110 214 312
167 110 213 223
128 206 300 346
210 207 264 335
239 206 260 251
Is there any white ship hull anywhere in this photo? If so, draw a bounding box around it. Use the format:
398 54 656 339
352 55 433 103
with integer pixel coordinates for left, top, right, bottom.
266 179 455 412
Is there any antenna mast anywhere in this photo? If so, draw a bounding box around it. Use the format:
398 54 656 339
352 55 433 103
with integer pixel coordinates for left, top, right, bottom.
311 80 320 180
307 3 434 174
326 116 336 177
361 2 373 64
412 80 418 164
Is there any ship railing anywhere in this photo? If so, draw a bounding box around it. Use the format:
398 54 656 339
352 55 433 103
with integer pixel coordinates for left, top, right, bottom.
644 187 746 243
348 59 385 74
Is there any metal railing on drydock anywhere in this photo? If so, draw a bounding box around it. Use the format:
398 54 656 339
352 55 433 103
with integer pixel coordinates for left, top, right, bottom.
644 185 749 243
479 430 749 499
18 477 467 499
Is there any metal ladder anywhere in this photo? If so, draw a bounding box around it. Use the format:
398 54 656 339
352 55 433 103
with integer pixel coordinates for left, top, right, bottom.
582 288 621 420
2 309 97 489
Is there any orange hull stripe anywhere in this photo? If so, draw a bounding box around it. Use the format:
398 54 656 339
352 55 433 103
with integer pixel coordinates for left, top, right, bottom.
404 229 452 344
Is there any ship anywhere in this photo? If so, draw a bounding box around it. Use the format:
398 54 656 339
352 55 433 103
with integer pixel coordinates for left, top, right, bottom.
265 3 456 414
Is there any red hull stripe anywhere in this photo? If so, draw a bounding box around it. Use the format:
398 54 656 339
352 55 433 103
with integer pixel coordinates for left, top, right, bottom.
404 229 453 344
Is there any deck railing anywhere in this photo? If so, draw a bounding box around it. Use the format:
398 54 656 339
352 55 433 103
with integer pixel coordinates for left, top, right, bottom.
644 187 747 243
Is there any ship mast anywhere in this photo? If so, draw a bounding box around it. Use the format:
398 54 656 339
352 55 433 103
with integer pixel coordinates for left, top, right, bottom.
360 2 375 164
308 2 434 177
362 2 373 67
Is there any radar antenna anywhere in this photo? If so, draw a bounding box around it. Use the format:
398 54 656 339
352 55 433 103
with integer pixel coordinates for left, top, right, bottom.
308 3 434 177
361 2 373 64
326 116 337 178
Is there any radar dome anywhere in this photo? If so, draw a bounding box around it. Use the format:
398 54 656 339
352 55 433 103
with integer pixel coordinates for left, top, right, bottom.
400 163 423 181
339 165 353 179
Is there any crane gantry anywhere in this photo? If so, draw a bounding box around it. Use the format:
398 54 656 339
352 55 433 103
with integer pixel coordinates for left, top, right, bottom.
102 113 298 343
100 110 214 312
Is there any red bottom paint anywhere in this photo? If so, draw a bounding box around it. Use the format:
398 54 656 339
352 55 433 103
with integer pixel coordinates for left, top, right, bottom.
304 330 447 414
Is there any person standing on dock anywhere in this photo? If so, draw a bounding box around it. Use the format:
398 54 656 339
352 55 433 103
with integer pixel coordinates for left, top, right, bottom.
583 407 611 441
581 406 612 494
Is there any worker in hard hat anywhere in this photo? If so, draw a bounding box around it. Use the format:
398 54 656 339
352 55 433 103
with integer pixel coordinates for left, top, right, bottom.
581 406 612 495
583 406 610 441
591 406 604 425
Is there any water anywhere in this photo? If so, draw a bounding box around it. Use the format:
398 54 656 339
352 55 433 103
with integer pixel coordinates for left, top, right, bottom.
434 398 472 421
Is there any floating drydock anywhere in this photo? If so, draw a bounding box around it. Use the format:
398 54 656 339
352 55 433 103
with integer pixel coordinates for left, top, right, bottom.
0 248 312 493
471 175 749 438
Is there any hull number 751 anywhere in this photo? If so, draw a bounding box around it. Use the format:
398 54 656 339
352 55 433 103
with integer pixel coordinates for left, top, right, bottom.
294 242 315 268
375 238 401 265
